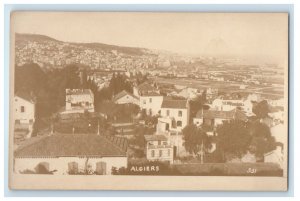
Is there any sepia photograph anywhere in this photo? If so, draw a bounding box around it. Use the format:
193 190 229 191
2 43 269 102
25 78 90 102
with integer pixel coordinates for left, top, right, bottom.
9 12 289 191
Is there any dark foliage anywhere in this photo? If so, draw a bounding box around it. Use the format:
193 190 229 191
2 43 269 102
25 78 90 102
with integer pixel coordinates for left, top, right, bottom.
216 120 277 160
252 100 270 119
15 63 81 118
182 124 212 157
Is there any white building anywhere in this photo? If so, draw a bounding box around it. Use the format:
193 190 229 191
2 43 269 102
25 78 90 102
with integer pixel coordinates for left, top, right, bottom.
247 94 261 102
176 87 203 100
268 98 284 108
144 135 173 163
14 92 36 124
264 123 287 169
206 88 218 100
133 82 163 116
157 98 190 133
193 108 247 128
268 110 284 124
13 92 36 142
133 82 160 98
211 98 253 116
64 89 94 114
139 94 163 116
14 134 128 175
156 98 190 157
112 90 139 105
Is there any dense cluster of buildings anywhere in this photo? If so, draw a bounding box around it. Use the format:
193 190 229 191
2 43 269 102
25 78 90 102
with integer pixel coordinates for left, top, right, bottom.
112 81 285 166
13 34 286 175
13 76 286 175
16 38 157 71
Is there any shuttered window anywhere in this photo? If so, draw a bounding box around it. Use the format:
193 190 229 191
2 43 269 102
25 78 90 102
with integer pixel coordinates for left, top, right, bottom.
96 161 107 175
151 150 155 157
159 150 163 157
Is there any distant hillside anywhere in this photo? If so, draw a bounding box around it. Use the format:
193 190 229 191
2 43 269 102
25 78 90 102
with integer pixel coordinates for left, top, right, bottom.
15 33 150 56
15 33 60 43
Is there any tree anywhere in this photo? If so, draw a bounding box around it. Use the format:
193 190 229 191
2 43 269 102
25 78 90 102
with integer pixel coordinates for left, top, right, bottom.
189 94 206 123
132 125 154 148
248 121 276 159
107 73 133 99
15 63 47 94
216 120 252 160
136 72 148 85
182 124 212 163
252 100 270 119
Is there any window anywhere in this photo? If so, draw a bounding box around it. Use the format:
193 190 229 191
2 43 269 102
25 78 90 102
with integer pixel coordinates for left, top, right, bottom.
166 123 169 131
172 119 177 128
159 150 163 157
151 150 155 157
168 149 171 156
96 162 107 175
149 98 152 103
178 110 182 117
158 141 161 145
177 121 182 127
143 100 146 104
20 106 25 113
166 110 170 116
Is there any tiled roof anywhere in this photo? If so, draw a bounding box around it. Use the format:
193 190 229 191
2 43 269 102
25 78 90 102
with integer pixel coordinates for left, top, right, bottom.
66 89 93 96
161 98 188 109
14 134 128 158
15 91 36 103
136 83 161 96
140 91 161 96
112 90 138 101
144 135 168 141
136 82 157 92
195 109 247 121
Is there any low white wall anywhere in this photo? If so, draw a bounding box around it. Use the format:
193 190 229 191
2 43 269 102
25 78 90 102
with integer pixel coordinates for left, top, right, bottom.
14 156 127 175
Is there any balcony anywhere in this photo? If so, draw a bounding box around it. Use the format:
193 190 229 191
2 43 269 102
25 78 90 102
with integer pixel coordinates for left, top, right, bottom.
147 144 173 149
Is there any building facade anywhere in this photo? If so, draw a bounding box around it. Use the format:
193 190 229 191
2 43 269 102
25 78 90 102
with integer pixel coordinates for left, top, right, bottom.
14 134 128 175
113 90 139 105
14 93 36 124
156 98 190 157
133 82 163 116
157 98 190 133
139 94 163 116
64 89 94 113
211 98 253 116
193 108 247 128
144 135 173 163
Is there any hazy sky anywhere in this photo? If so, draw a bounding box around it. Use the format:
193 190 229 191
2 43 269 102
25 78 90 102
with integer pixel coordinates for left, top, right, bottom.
12 12 288 61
